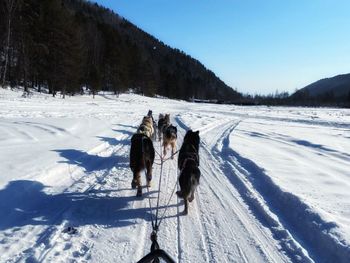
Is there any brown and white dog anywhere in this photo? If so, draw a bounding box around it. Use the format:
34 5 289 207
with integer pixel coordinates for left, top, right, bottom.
147 110 157 141
163 124 177 158
137 116 154 138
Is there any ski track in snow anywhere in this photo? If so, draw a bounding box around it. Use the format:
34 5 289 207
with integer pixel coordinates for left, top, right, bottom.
175 116 292 263
0 90 349 262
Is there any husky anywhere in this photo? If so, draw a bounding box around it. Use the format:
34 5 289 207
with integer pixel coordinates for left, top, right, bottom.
162 124 177 159
176 130 200 215
137 116 154 138
147 110 157 140
129 133 155 197
157 113 170 141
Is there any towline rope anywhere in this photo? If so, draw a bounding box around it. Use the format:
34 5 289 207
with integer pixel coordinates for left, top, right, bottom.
141 133 179 262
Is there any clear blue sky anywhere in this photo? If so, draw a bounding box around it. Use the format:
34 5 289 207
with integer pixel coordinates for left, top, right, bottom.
94 0 350 95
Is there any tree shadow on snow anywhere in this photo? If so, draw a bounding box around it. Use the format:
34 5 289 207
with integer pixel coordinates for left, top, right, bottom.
97 136 130 147
291 139 350 158
53 148 129 173
0 180 154 231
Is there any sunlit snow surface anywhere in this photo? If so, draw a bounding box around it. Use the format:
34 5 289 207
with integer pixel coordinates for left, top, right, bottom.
0 88 349 262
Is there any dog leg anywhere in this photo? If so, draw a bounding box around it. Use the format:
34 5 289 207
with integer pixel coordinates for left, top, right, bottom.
163 143 167 157
188 192 194 202
131 170 140 189
131 179 137 189
183 199 188 215
136 172 141 187
189 175 198 202
176 190 183 198
171 142 175 159
146 161 152 187
136 186 142 197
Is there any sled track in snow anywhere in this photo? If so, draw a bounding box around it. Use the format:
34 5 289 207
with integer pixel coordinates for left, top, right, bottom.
209 121 312 262
176 191 182 263
9 112 348 262
174 116 291 262
177 119 318 262
147 123 217 262
32 133 133 262
211 119 350 263
198 108 350 129
8 118 147 263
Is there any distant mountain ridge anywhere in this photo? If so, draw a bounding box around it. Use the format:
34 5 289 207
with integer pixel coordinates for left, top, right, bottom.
296 73 350 97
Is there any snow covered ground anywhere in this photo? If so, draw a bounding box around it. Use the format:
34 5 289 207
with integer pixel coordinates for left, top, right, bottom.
0 88 349 262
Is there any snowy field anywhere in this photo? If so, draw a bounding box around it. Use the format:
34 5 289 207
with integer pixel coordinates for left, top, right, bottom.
0 88 349 262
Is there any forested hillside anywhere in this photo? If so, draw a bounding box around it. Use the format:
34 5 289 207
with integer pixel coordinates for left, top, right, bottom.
0 0 241 100
290 73 350 106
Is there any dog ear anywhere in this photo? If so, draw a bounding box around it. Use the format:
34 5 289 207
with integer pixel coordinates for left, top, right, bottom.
195 131 199 134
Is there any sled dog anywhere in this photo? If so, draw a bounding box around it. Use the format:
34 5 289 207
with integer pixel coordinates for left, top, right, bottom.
157 113 170 141
176 130 200 214
129 133 155 196
163 124 177 158
137 116 154 138
147 110 157 140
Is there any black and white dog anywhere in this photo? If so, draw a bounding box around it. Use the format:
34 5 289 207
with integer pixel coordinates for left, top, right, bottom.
176 130 200 215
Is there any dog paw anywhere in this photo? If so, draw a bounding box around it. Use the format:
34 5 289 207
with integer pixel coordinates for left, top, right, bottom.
188 196 194 202
131 180 137 189
136 189 142 197
176 191 183 198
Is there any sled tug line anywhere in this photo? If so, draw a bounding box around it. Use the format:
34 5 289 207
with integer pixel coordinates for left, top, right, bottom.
138 144 178 263
131 112 200 263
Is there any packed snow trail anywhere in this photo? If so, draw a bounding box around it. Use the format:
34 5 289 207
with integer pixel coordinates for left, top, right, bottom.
0 90 349 262
174 117 308 263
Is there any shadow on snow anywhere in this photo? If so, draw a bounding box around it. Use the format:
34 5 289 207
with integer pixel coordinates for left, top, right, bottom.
0 180 170 231
0 180 142 230
218 131 349 263
53 131 132 173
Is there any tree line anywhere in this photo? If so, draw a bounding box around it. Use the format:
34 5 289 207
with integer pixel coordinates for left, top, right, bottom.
1 0 347 107
237 89 350 107
0 0 241 101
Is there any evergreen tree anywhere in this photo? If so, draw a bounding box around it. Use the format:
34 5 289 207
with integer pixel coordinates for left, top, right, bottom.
0 0 243 102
